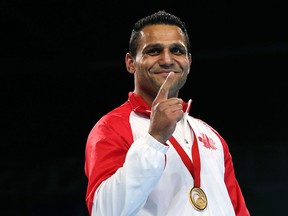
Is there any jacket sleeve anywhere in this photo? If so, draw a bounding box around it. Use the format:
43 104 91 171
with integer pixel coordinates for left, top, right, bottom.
84 115 168 216
220 136 251 216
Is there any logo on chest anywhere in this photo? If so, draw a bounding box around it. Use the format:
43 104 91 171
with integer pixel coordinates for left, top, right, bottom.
198 133 217 150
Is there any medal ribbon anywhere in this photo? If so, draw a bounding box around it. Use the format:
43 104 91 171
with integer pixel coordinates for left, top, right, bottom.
169 132 201 187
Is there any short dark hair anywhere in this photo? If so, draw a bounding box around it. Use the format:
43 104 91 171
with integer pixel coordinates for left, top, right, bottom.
129 10 191 58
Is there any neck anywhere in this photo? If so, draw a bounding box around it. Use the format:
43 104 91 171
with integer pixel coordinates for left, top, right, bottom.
133 90 179 107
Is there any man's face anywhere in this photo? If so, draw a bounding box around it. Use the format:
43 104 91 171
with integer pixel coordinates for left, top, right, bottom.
126 24 192 105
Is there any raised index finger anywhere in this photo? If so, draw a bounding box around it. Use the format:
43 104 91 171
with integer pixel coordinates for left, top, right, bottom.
154 72 175 103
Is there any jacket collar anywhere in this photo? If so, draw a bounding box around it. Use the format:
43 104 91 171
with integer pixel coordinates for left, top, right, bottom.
127 92 190 118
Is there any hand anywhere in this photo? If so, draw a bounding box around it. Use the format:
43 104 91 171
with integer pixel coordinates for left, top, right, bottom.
148 72 184 144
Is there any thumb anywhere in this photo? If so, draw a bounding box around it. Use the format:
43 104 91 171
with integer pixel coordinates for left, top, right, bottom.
154 72 175 103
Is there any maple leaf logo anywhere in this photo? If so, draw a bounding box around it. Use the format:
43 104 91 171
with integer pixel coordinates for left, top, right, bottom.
198 133 217 150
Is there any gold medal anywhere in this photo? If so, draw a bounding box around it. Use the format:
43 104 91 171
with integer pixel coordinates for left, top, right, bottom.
188 187 207 210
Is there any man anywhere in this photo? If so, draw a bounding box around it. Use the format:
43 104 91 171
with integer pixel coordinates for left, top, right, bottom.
85 10 250 216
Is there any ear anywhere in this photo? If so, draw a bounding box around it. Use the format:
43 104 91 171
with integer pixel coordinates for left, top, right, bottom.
187 53 192 74
188 53 192 65
125 53 136 74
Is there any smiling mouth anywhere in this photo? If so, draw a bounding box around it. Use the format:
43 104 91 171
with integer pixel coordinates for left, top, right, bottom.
154 71 177 74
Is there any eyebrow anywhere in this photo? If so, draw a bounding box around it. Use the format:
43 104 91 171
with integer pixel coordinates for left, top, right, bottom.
144 42 186 51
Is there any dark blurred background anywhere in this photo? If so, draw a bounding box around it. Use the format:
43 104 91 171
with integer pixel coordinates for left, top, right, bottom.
1 1 287 215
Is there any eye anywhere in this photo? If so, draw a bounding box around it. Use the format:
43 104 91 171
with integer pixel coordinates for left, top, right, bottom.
171 47 186 55
146 48 161 56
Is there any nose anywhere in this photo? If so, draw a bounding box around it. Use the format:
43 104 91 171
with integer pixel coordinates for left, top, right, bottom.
159 50 174 66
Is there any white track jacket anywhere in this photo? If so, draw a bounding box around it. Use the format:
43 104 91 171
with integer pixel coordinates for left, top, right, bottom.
85 92 250 216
